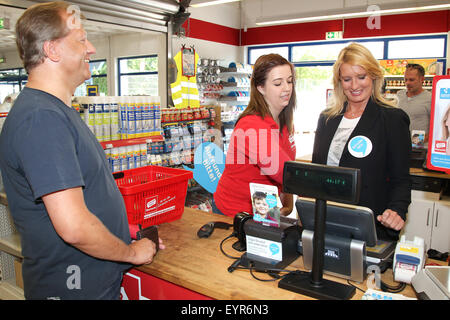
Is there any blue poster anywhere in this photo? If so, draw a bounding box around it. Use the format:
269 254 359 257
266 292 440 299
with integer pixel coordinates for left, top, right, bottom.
183 142 225 193
427 76 450 173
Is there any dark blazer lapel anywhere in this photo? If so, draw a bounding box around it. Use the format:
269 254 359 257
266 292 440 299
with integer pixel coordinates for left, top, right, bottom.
350 99 380 136
317 113 343 163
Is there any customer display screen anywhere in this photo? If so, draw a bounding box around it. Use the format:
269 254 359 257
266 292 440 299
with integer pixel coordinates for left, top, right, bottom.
283 161 360 204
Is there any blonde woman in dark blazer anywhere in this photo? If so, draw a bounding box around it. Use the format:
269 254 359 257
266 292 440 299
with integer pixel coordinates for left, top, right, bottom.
312 43 412 241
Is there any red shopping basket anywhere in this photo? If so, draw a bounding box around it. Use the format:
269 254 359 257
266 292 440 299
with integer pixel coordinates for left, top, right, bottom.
113 166 193 228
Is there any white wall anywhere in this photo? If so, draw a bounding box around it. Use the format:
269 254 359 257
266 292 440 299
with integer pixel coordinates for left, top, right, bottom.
187 2 241 28
1 21 243 107
239 0 426 28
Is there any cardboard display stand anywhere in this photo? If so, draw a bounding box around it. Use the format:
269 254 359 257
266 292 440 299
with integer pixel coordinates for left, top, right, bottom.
427 75 450 173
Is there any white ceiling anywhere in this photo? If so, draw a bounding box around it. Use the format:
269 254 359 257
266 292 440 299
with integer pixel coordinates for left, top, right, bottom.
0 4 148 52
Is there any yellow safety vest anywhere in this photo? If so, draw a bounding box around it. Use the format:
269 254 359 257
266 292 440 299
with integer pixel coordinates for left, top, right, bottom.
170 50 200 109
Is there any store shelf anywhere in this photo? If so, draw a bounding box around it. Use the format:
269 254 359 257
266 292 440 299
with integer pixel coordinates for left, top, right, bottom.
218 66 252 74
384 74 435 78
100 135 164 150
386 86 433 90
0 232 22 258
220 81 250 88
219 96 250 102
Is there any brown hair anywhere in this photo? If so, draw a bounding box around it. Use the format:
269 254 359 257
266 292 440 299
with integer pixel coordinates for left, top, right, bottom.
406 63 425 78
237 54 297 134
16 1 73 72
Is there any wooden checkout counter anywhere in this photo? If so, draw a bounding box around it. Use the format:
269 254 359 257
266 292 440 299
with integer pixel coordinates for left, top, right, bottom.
0 165 448 300
0 192 446 300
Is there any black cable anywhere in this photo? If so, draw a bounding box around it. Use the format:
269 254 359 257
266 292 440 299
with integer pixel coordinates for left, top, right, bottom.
380 280 406 293
219 233 241 259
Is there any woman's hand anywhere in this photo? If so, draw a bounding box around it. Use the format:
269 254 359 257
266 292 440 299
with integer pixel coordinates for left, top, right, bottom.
377 209 405 231
280 193 293 216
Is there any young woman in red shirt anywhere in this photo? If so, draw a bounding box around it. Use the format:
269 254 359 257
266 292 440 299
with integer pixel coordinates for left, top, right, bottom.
213 54 297 217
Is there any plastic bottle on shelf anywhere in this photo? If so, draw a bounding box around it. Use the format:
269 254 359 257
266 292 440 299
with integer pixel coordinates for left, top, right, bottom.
119 96 128 140
111 147 120 173
104 148 111 172
135 96 143 138
148 96 155 135
154 96 161 135
126 145 134 170
140 143 147 167
110 96 120 141
126 96 136 139
85 96 95 135
102 96 111 142
133 144 140 168
118 146 127 171
93 96 104 142
141 96 150 137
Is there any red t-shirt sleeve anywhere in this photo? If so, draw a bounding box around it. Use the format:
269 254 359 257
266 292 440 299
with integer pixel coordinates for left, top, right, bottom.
229 115 295 185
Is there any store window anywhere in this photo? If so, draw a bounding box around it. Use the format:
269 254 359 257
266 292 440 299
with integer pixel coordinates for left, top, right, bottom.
247 35 447 158
118 55 158 96
388 37 446 59
74 59 108 96
0 68 27 103
248 46 289 64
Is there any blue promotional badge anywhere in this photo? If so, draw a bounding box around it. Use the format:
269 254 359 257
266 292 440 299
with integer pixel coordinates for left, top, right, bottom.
440 88 450 99
269 243 280 256
265 194 277 208
182 142 225 193
348 135 372 158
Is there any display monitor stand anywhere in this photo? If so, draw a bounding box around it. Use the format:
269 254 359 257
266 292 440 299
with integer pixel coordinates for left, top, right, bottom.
278 199 356 300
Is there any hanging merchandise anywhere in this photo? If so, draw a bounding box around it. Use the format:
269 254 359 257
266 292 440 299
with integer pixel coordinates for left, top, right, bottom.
170 45 200 109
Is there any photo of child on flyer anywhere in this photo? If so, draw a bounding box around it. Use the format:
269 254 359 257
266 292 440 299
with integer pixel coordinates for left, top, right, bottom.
251 191 280 227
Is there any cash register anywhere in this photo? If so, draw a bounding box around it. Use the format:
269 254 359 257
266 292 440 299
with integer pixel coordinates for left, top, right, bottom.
278 161 395 299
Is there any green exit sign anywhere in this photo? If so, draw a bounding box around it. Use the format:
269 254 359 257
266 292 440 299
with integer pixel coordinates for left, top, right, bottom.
0 17 10 30
326 31 343 40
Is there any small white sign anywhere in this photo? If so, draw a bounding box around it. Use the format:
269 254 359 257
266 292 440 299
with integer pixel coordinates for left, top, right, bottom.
326 31 343 40
246 235 282 261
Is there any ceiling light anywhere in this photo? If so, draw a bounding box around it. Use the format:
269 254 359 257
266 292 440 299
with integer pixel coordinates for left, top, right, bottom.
190 0 240 8
256 1 450 26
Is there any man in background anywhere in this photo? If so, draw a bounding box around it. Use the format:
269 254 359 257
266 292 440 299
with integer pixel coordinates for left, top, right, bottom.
397 63 432 142
0 1 161 299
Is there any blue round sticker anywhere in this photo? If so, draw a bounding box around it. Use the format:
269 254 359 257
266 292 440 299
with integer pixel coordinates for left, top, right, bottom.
348 135 372 158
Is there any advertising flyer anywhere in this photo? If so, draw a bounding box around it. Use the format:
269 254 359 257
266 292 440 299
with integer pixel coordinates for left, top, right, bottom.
427 76 450 172
249 183 281 228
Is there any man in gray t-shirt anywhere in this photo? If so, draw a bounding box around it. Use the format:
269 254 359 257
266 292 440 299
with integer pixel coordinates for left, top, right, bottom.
397 63 432 138
0 2 160 299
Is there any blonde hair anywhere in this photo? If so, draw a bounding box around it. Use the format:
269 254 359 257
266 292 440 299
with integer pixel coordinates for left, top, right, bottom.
324 43 395 119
